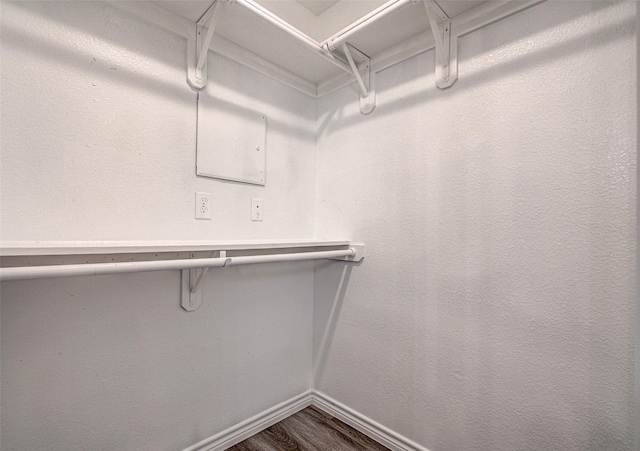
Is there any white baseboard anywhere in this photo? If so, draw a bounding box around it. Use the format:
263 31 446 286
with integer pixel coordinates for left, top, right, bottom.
182 389 430 451
311 391 431 451
182 390 313 451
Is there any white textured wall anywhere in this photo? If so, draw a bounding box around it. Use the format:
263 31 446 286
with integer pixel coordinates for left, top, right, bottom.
1 1 637 450
2 264 314 450
1 1 315 450
0 2 316 241
314 2 636 450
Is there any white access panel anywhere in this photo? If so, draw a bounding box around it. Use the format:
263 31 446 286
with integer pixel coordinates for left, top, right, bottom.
196 94 267 185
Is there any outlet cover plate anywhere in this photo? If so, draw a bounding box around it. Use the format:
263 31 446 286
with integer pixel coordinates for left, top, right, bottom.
196 192 212 220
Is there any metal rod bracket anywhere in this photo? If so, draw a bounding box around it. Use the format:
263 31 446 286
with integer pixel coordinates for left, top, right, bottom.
187 0 227 90
341 44 376 115
180 251 230 311
181 252 203 311
424 0 457 89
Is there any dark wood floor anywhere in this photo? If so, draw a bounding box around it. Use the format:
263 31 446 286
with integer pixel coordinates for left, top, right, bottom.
227 405 390 451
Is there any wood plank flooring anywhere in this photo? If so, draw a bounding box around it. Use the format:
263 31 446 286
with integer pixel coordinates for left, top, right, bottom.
227 405 390 451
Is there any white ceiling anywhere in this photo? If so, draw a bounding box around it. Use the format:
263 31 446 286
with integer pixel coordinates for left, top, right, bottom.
295 0 339 16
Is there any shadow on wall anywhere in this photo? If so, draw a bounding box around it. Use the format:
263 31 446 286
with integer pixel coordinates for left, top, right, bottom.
197 89 316 143
2 1 316 140
313 260 356 386
317 1 635 135
1 1 192 105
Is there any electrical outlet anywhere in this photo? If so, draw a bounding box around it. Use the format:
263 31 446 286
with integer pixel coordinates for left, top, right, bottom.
251 198 263 222
195 192 212 220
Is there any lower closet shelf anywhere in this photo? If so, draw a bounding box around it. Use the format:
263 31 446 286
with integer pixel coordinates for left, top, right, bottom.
0 240 365 282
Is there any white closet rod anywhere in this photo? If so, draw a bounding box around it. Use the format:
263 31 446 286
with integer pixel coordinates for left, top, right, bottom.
322 0 413 51
0 248 356 282
233 0 353 75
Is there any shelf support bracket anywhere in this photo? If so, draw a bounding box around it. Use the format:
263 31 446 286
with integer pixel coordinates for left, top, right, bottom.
341 43 376 115
187 0 227 90
423 0 457 89
181 251 230 311
181 252 202 311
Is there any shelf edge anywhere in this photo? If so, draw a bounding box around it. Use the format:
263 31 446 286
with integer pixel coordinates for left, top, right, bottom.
0 240 352 257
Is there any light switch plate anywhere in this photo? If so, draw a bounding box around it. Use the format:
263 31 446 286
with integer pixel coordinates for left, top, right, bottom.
251 198 263 222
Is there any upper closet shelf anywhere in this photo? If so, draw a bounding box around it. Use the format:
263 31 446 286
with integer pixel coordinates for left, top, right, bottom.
111 0 545 102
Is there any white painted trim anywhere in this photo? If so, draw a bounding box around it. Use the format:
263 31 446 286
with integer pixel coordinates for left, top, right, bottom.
312 391 432 451
210 35 318 97
182 390 314 451
107 1 194 40
179 389 431 451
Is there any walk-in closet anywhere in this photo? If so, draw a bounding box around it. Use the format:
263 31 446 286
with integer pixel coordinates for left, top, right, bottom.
1 0 636 450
